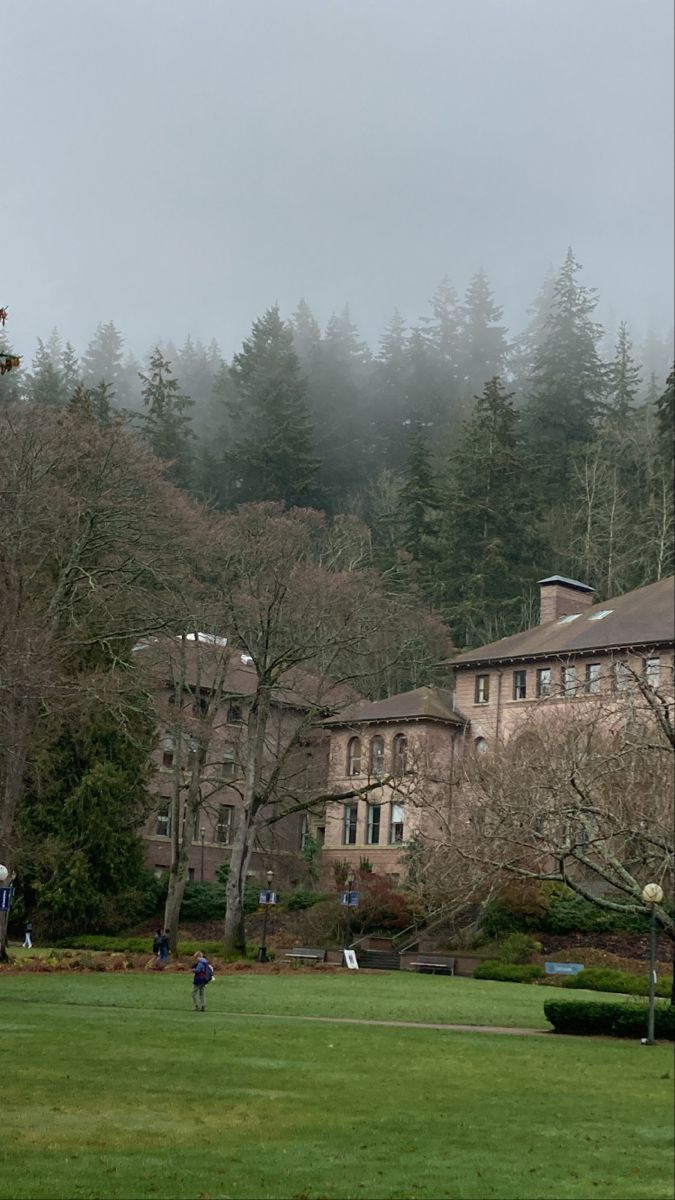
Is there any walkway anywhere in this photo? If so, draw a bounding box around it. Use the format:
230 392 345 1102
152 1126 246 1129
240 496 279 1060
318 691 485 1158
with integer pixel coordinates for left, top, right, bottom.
225 1010 549 1036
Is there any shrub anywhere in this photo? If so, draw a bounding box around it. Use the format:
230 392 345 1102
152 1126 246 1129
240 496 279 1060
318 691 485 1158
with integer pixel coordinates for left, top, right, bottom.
493 933 541 964
284 888 325 912
542 884 650 935
54 934 229 957
544 998 675 1039
473 961 543 983
561 967 672 999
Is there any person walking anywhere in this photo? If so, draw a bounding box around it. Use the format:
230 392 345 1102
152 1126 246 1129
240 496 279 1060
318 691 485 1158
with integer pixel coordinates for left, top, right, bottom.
22 921 32 950
191 952 214 1012
153 928 170 963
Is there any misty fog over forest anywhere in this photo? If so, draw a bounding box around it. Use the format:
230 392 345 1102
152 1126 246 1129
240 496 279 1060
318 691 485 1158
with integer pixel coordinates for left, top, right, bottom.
2 0 674 652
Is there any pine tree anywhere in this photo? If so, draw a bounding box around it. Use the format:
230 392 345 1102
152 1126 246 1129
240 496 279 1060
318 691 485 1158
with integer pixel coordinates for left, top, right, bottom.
419 277 463 429
81 321 126 402
398 428 440 584
227 305 319 507
656 364 674 460
605 321 641 424
139 348 194 488
526 248 605 499
25 337 68 407
372 310 412 470
61 342 80 401
291 299 322 365
439 377 538 647
459 269 508 395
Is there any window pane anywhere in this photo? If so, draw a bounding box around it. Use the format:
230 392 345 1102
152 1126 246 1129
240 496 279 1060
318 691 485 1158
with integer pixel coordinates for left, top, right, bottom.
536 668 551 697
614 661 631 690
370 736 385 776
347 737 362 776
156 803 171 837
512 670 527 700
216 805 233 845
390 803 404 844
392 735 407 777
474 674 489 704
562 666 577 696
367 804 381 845
343 803 358 845
645 657 660 684
585 663 601 694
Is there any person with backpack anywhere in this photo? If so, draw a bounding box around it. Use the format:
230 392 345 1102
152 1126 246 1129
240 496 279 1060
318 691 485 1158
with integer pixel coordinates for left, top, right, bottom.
23 921 32 950
191 952 214 1011
153 929 170 963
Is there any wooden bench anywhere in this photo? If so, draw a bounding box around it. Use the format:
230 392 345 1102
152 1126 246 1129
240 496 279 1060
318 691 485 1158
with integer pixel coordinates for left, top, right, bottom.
283 947 327 963
409 955 456 976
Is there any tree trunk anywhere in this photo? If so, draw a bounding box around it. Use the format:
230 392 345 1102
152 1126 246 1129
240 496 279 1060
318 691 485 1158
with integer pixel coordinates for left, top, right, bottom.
223 685 271 955
163 756 203 955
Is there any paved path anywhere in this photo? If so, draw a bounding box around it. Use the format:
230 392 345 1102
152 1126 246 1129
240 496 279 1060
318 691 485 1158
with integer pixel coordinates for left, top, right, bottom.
224 1010 549 1036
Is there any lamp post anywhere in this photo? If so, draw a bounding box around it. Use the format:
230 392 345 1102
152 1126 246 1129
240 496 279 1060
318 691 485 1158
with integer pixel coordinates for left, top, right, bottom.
344 873 354 950
641 883 664 1046
258 869 274 963
200 828 206 882
0 864 12 963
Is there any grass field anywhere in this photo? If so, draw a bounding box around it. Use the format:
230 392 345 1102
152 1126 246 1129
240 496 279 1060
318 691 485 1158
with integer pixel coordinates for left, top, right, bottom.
0 972 672 1200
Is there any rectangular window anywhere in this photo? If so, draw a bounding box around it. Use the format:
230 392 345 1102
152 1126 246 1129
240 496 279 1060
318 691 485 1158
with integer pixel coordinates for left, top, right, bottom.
390 803 404 845
187 867 195 882
343 803 358 846
613 661 632 691
300 814 309 851
227 703 243 724
161 736 175 769
512 670 527 700
367 804 381 845
562 665 577 697
474 674 490 704
536 667 552 698
316 826 325 847
222 748 236 780
644 656 660 685
216 805 234 845
585 663 601 694
155 802 171 837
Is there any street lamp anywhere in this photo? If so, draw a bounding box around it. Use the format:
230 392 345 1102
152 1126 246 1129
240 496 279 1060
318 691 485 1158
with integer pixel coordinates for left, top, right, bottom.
200 828 206 882
344 873 354 950
258 869 274 963
641 883 664 1046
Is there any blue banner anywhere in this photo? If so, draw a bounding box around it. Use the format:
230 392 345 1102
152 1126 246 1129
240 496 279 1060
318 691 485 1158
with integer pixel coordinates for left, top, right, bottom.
0 887 13 912
341 890 359 907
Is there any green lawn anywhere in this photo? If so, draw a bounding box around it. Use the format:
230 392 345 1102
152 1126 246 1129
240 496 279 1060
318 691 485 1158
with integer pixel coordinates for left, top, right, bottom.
0 974 672 1200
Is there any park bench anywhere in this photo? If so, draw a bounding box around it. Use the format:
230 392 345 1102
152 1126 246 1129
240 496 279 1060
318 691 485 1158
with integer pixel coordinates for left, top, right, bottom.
409 954 456 976
283 947 327 963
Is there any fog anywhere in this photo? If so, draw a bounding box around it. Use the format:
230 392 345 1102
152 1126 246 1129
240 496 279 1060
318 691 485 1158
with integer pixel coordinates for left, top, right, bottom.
4 0 674 357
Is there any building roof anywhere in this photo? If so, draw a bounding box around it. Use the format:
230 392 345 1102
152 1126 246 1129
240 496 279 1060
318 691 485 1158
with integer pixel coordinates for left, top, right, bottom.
538 574 594 593
321 686 466 728
451 576 675 668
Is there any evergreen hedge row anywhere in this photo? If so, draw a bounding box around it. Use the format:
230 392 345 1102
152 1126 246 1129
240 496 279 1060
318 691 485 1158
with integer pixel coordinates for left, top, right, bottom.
473 961 543 983
561 967 673 999
544 998 675 1039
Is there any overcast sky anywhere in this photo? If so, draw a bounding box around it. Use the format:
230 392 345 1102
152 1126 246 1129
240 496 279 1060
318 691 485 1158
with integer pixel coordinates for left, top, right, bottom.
4 0 674 361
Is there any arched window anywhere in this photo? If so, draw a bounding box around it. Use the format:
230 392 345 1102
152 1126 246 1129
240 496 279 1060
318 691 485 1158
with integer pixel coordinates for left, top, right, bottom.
370 735 385 777
392 733 407 777
346 737 362 776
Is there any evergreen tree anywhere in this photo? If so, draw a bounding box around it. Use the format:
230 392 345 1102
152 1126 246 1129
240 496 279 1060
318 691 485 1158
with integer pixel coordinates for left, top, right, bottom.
397 428 440 587
419 277 463 429
227 305 319 507
291 298 322 365
60 341 81 400
439 377 538 647
526 249 605 499
459 269 509 396
656 364 674 460
605 321 641 424
139 348 194 488
81 321 126 402
372 310 412 470
25 337 68 407
17 703 156 934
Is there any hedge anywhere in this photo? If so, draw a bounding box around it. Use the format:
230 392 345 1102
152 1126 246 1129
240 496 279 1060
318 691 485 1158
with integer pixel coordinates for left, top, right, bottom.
55 935 230 957
544 998 675 1039
473 961 543 983
561 967 673 1000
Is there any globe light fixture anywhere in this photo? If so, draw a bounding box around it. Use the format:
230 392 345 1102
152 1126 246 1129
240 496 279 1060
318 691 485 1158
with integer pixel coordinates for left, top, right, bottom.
642 883 664 905
0 865 8 883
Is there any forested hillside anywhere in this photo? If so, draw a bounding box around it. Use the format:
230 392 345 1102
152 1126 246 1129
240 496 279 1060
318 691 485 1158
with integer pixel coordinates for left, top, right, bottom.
2 249 673 650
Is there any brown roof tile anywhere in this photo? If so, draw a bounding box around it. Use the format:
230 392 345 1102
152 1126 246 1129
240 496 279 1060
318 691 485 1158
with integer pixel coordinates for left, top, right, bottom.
451 576 675 668
322 686 466 727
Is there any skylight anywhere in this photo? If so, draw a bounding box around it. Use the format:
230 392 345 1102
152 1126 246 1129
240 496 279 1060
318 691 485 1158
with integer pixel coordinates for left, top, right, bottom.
588 610 613 621
558 613 581 624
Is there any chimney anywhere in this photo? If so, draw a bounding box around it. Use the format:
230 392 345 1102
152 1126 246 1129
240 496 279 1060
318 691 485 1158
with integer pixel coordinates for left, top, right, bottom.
538 575 594 625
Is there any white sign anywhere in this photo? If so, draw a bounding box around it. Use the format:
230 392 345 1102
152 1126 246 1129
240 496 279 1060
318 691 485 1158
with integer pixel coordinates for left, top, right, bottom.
343 949 359 970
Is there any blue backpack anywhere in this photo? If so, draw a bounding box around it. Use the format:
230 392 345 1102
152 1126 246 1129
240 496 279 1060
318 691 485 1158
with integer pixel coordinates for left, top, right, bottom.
195 962 213 985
